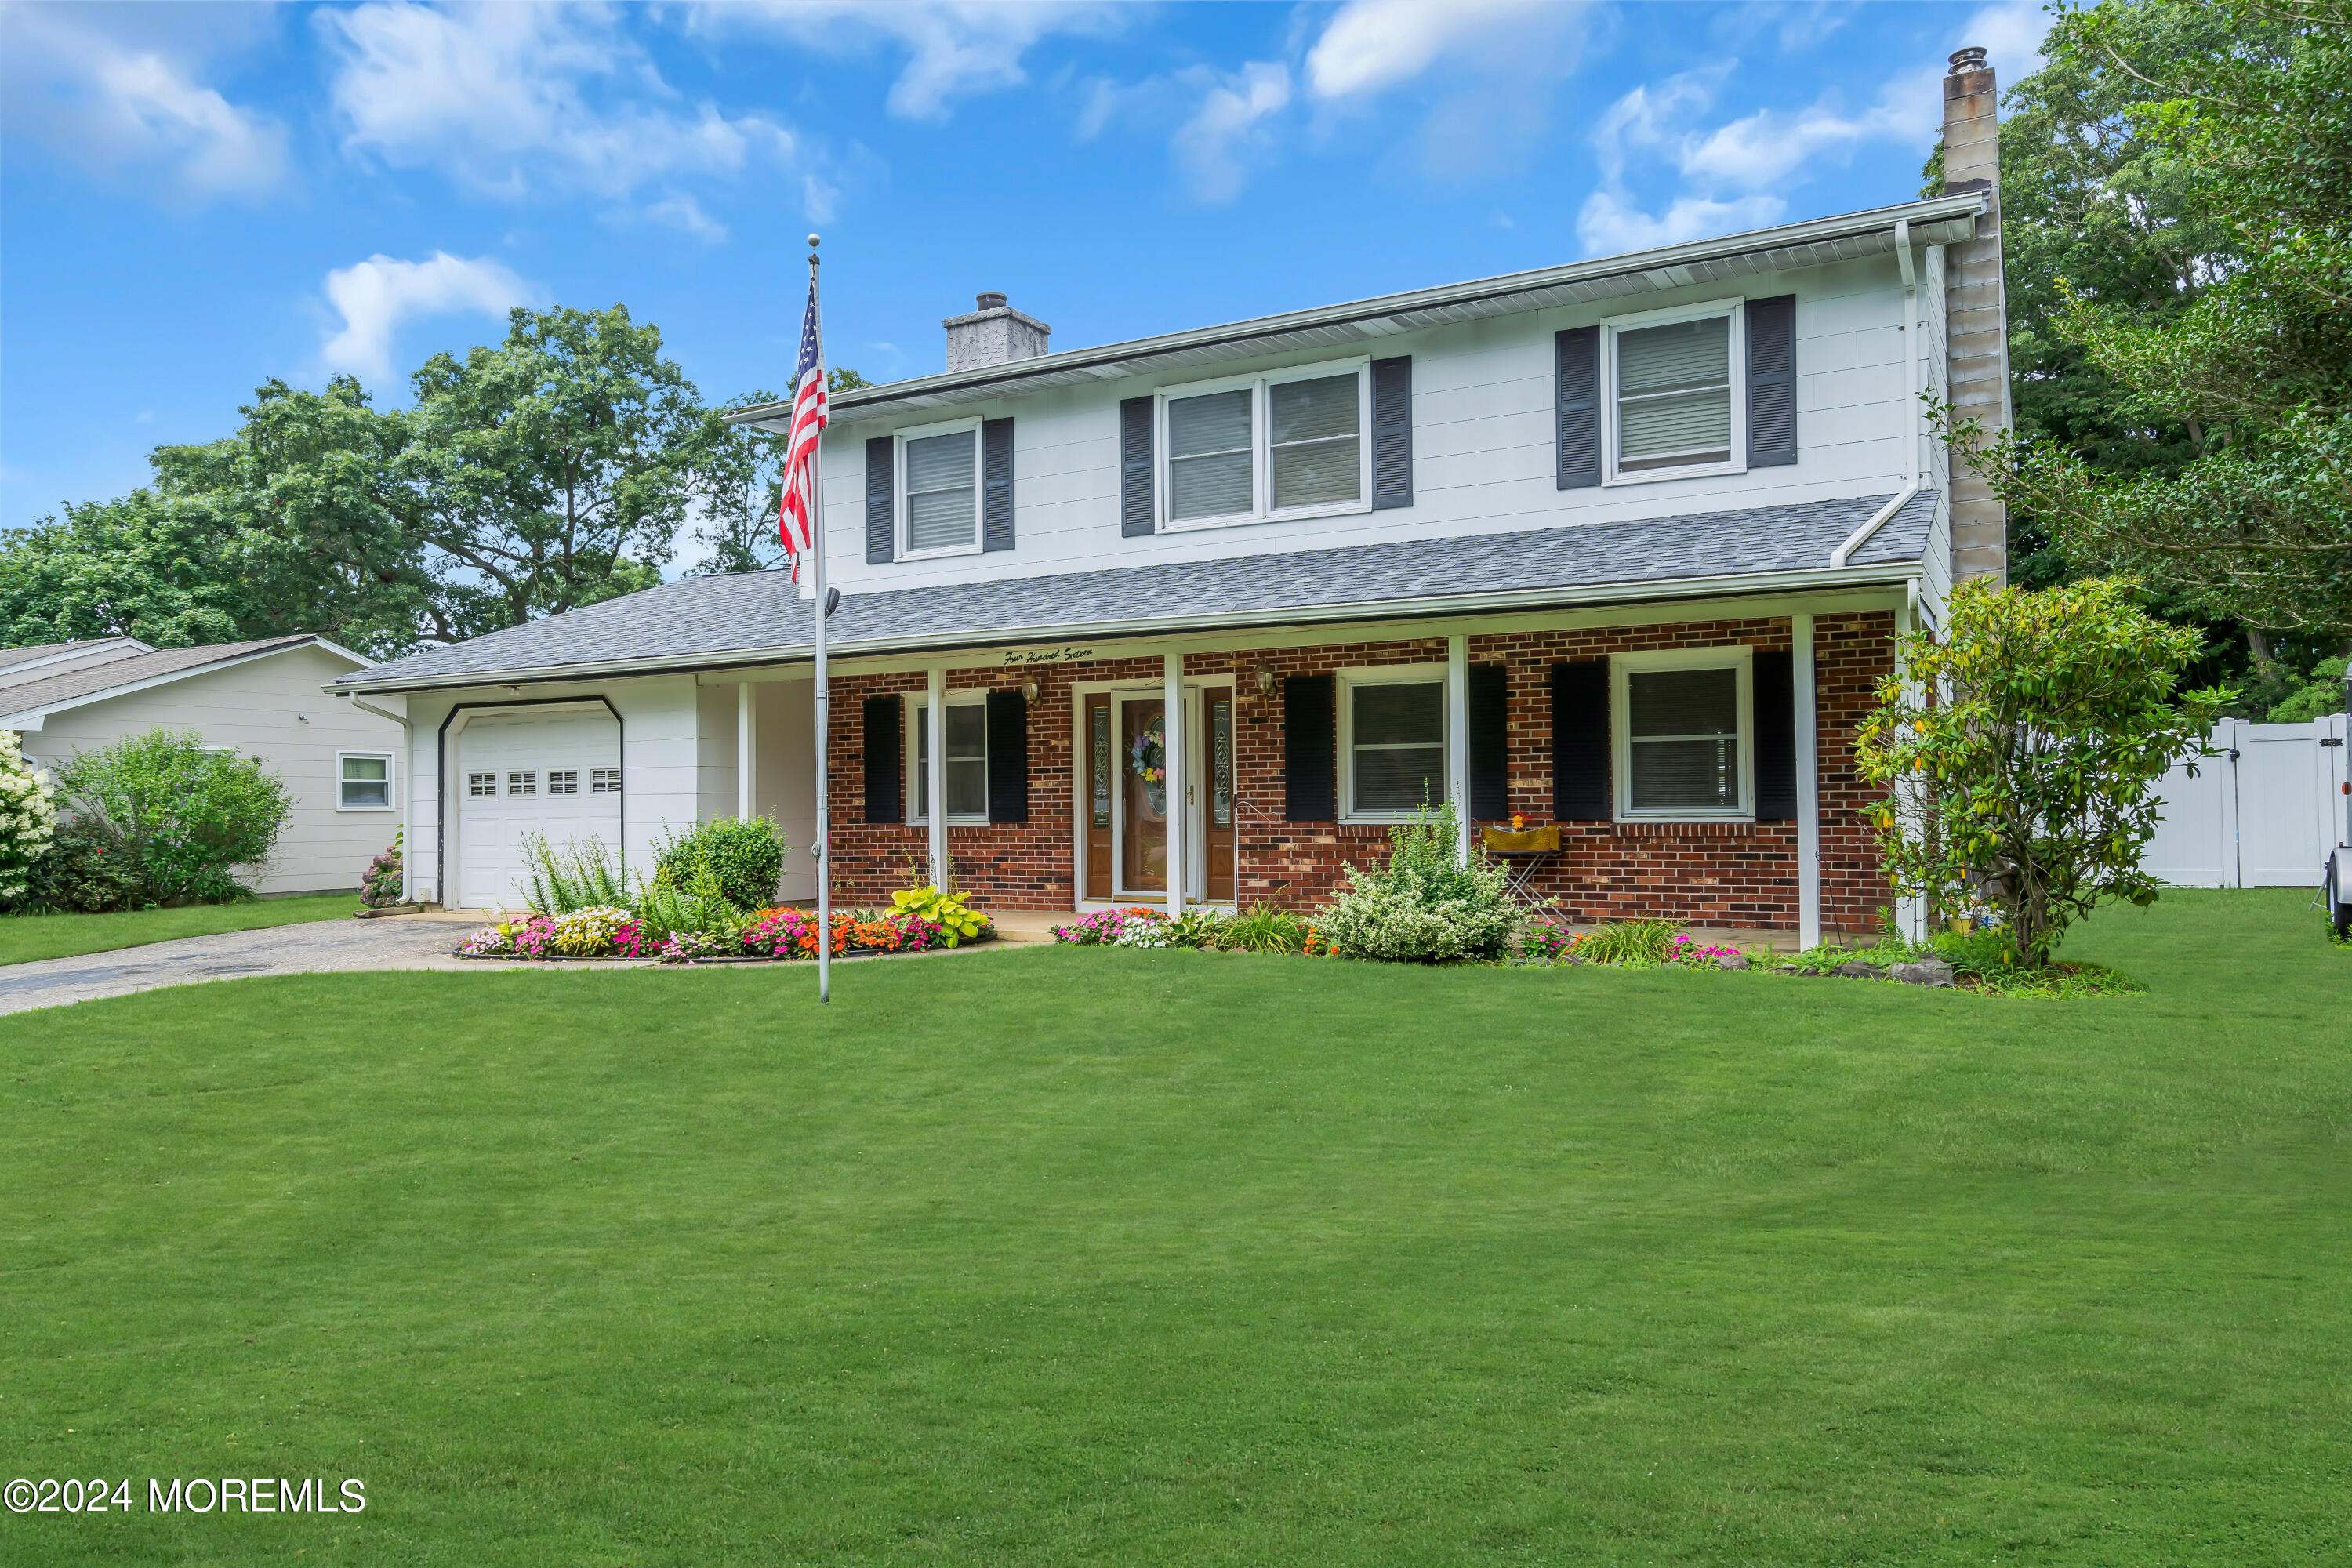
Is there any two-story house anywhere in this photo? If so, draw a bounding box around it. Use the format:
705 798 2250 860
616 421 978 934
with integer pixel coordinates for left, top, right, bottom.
332 49 2013 946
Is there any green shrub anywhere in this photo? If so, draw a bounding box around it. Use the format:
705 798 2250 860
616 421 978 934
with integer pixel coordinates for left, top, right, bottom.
50 729 292 906
1217 903 1307 953
360 831 406 909
1164 908 1232 949
523 832 628 914
2265 655 2349 724
654 818 784 910
1316 800 1520 963
1576 919 1681 967
25 817 142 912
632 862 743 949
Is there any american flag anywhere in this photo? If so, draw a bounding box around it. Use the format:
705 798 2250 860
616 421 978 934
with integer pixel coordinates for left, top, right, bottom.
775 276 827 579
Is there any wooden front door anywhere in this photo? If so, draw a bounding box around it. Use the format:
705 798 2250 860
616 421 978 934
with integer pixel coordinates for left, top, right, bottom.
1120 696 1169 894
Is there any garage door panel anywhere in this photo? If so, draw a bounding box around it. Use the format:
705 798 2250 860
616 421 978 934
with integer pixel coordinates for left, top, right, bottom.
458 710 621 909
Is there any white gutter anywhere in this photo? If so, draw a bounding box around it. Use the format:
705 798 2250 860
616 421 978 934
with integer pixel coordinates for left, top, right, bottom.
1830 220 1925 570
330 557 1926 696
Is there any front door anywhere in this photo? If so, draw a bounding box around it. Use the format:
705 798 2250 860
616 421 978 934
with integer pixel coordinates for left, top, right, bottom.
1118 695 1171 895
1098 689 1238 905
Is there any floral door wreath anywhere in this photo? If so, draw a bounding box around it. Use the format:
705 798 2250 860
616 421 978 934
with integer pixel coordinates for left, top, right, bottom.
1129 716 1166 784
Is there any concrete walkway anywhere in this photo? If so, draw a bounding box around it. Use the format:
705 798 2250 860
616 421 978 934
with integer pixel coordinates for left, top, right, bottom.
0 912 488 1016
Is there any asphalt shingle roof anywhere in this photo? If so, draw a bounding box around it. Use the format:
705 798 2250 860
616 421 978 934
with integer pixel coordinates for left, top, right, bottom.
0 636 332 718
343 491 1935 692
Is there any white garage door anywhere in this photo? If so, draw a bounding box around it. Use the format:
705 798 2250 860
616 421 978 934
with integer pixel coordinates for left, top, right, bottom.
456 708 622 909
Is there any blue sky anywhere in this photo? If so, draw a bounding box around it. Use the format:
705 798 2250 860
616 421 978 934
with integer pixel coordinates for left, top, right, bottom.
0 0 2049 556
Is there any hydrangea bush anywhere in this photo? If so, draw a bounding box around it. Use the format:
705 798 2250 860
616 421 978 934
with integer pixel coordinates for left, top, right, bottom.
0 729 56 904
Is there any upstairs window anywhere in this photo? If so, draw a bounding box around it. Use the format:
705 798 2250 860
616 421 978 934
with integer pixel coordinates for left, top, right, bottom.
1602 302 1745 483
1159 359 1369 529
901 421 980 556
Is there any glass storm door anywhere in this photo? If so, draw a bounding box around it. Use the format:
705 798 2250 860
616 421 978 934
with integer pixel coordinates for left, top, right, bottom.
1119 697 1169 894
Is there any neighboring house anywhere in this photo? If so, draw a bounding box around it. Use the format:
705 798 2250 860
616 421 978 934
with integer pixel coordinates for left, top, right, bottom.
1 635 405 895
330 51 2014 944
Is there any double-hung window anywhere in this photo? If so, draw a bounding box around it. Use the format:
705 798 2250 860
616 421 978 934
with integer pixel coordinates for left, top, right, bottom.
339 752 393 810
1602 299 1745 483
1160 358 1370 529
1613 649 1753 819
906 696 989 823
899 418 982 557
1339 665 1447 822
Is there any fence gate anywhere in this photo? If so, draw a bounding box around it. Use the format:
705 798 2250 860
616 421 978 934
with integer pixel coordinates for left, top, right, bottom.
2146 715 2349 888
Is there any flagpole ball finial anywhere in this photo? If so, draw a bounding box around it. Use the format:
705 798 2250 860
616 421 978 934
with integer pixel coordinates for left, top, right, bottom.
808 233 821 249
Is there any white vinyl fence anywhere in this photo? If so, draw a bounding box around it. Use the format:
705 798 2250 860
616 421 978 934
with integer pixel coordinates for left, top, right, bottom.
2146 714 2350 887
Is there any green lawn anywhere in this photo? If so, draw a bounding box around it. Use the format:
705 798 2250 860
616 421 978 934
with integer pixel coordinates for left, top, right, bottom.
0 894 359 965
3 890 2347 1566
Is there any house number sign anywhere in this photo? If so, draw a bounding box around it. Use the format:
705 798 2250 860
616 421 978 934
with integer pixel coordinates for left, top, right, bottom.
1004 646 1095 666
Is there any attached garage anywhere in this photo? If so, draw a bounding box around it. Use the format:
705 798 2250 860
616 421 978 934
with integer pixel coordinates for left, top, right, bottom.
452 704 622 909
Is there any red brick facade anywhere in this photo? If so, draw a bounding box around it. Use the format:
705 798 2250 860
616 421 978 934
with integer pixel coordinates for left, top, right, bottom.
824 612 1895 933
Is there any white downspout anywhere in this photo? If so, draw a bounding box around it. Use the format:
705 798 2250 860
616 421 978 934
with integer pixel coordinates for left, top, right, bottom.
927 666 947 892
347 692 415 903
1793 612 1820 950
1163 651 1185 919
1830 220 1923 568
1446 633 1471 862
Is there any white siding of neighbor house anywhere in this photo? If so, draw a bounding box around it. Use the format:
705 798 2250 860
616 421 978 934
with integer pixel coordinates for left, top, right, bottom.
815 252 1939 597
16 644 405 895
401 673 702 908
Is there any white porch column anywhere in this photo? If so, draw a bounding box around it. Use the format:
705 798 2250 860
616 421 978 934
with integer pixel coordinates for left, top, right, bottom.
1446 633 1472 862
1163 652 1185 918
927 666 947 891
1793 612 1821 949
735 681 756 820
1893 588 1927 941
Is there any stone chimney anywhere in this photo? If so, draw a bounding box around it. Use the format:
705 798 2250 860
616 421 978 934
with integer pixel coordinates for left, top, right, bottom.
1942 45 2009 584
943 292 1051 372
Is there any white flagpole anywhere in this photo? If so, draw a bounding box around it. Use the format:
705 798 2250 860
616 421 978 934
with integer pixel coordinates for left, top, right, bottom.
808 234 832 1007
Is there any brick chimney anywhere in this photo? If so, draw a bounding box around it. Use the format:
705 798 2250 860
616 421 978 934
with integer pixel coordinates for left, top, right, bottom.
943 292 1051 372
1942 45 2009 584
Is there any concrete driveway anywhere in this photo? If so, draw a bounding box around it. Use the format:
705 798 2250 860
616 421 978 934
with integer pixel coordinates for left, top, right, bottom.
0 912 492 1017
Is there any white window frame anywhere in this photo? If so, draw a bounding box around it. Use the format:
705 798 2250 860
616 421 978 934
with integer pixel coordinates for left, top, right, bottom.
897 415 985 561
905 691 990 826
1337 662 1450 825
336 750 396 812
590 768 622 794
507 771 538 797
1611 647 1755 822
1600 297 1748 487
467 771 498 798
1156 356 1373 532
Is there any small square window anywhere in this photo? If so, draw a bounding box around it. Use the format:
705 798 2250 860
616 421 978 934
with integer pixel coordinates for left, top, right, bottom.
508 771 537 796
591 768 621 793
548 770 578 795
469 772 496 797
339 753 391 810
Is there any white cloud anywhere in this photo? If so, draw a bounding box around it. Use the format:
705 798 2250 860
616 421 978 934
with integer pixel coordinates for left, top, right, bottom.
319 252 537 386
1576 189 1786 256
322 2 808 211
692 2 1122 121
645 193 728 242
1172 63 1292 205
1304 0 1561 100
0 5 285 198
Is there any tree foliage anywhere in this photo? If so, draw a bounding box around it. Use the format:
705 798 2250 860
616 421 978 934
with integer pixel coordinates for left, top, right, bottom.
1948 0 2352 656
50 728 295 907
1857 578 2232 966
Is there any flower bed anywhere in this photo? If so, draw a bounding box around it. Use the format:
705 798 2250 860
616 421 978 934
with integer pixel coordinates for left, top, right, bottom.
457 905 991 964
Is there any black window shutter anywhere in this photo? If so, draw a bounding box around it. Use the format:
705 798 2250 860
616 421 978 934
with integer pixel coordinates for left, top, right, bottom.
862 693 902 823
982 416 1015 552
1283 673 1335 822
985 688 1028 824
1748 294 1798 468
1555 325 1602 490
1753 648 1798 821
1371 355 1414 510
1120 396 1155 537
1551 659 1610 821
865 436 895 564
1468 664 1509 821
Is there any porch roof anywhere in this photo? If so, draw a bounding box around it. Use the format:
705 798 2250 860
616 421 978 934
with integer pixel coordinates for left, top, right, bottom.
332 490 1936 695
